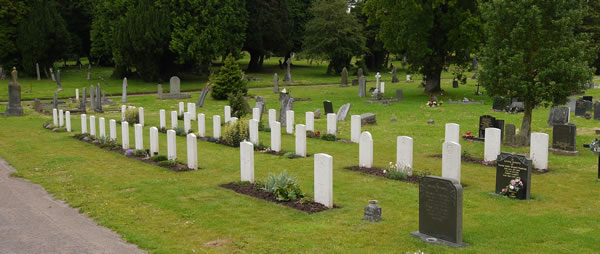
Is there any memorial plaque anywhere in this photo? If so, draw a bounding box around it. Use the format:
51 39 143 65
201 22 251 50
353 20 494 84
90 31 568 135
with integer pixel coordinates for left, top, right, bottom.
495 153 532 200
410 176 466 247
323 100 334 114
552 124 576 151
479 115 496 138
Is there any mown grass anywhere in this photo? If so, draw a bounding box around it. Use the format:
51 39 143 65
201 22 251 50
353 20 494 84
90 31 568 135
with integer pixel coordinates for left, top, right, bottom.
1 66 600 253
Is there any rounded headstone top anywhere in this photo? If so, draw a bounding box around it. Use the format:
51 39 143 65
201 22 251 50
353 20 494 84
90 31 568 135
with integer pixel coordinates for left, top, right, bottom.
369 200 378 204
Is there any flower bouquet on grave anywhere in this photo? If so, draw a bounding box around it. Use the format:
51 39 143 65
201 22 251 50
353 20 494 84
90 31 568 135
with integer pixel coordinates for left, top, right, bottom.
462 131 474 140
307 130 321 138
589 138 600 156
500 177 524 198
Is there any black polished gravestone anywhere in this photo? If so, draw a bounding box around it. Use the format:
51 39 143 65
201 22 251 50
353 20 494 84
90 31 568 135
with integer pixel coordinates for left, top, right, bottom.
495 153 532 200
550 123 578 155
323 100 334 114
478 115 504 139
410 176 466 247
575 98 590 117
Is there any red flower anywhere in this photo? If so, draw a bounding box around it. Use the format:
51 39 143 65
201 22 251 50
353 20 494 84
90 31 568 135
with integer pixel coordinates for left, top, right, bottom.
466 131 472 135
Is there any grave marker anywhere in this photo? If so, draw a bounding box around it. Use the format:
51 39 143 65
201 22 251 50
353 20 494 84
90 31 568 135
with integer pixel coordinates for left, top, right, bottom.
327 113 337 135
159 109 166 129
336 103 351 122
167 130 176 160
351 115 361 143
171 111 178 129
397 136 413 174
314 153 333 208
213 115 221 139
109 119 116 140
442 142 461 183
187 133 197 170
150 127 159 156
65 111 71 132
269 109 276 128
121 121 129 149
271 121 281 152
323 100 334 114
296 124 307 157
249 119 259 145
484 128 501 162
138 107 144 126
306 112 315 132
99 117 106 138
240 141 254 182
530 132 549 170
184 112 191 133
495 153 532 200
224 106 231 123
359 131 374 168
445 123 460 144
286 110 294 134
134 124 143 150
90 116 96 136
551 124 577 154
5 67 24 116
81 114 87 134
198 113 205 137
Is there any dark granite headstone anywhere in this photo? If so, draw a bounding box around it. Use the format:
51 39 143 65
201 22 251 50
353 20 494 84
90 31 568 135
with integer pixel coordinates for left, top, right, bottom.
583 96 593 102
548 106 570 126
495 153 532 200
595 102 600 120
479 115 497 138
575 98 587 116
496 119 505 141
504 124 516 146
552 124 576 151
492 96 507 111
323 100 334 114
452 80 458 88
5 67 24 116
396 89 403 101
410 176 465 247
340 67 348 87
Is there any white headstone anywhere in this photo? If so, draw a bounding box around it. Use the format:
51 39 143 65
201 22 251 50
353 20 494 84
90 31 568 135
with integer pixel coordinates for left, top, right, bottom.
138 107 144 127
249 119 259 145
442 141 461 183
252 107 260 121
81 114 87 134
380 82 385 93
286 110 294 134
89 116 96 136
52 109 58 126
484 128 501 162
359 131 373 168
230 117 238 124
187 103 196 120
327 113 337 135
397 136 413 175
184 112 191 133
224 106 231 123
406 74 411 81
530 132 549 170
351 115 361 143
65 111 71 132
187 133 198 170
159 109 166 129
213 115 221 139
269 109 276 128
305 112 314 132
76 89 79 101
171 111 178 129
150 127 159 156
445 123 460 144
314 153 333 208
179 102 184 116
98 117 106 138
197 113 205 137
109 119 116 140
295 124 307 157
240 141 254 183
121 105 126 121
271 121 281 152
121 121 129 149
167 130 176 160
58 109 64 127
134 124 143 150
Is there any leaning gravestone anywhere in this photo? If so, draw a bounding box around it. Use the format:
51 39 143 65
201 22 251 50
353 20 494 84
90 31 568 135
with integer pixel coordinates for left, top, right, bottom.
358 75 366 97
548 106 570 126
323 100 334 114
410 176 466 247
159 76 191 99
340 67 348 87
336 103 351 122
550 123 578 155
196 84 211 107
391 66 399 83
5 67 24 116
361 113 376 126
595 102 600 120
279 93 294 126
495 153 532 200
273 73 279 93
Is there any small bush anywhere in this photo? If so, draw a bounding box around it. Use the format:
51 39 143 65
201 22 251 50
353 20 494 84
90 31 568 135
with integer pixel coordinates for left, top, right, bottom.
222 119 249 147
307 130 321 138
321 133 336 141
385 170 408 180
283 152 296 159
152 155 168 162
125 108 139 124
211 54 248 100
228 92 251 118
254 180 265 190
174 126 187 136
134 149 146 157
158 160 177 167
298 196 313 204
263 171 297 193
274 184 305 201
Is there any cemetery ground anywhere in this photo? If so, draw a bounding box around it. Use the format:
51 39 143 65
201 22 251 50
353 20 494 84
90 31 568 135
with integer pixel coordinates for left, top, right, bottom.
1 67 600 252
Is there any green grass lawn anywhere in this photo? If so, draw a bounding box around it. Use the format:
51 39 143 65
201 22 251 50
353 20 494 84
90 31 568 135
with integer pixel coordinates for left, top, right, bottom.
1 69 600 253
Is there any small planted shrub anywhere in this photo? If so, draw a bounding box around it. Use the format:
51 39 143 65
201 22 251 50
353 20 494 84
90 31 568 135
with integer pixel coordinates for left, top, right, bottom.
152 155 168 162
307 130 321 138
133 149 146 157
321 133 336 141
228 92 251 118
274 184 305 201
125 108 139 124
262 171 304 202
283 152 296 159
385 170 408 180
158 160 177 167
222 119 249 147
174 126 187 136
211 53 248 100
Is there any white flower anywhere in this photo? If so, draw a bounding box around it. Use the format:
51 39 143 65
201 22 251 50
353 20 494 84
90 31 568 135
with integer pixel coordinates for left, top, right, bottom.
383 170 387 174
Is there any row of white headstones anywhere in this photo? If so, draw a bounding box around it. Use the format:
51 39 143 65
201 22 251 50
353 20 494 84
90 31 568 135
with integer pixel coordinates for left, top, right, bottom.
443 123 549 184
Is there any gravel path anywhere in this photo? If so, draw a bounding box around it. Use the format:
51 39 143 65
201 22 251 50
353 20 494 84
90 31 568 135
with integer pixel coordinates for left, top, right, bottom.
0 158 145 254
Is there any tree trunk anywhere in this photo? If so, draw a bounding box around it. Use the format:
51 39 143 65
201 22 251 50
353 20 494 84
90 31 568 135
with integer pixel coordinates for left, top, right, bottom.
424 67 442 94
326 62 333 75
247 50 262 72
520 101 534 145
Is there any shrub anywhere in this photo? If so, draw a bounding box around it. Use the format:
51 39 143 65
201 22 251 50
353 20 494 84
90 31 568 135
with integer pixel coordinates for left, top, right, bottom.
228 92 251 118
174 126 187 136
274 184 305 201
158 160 177 167
134 149 146 157
307 130 321 138
263 171 297 193
283 152 296 159
152 155 168 162
321 133 336 141
125 108 139 124
211 54 248 100
222 119 249 147
385 170 408 180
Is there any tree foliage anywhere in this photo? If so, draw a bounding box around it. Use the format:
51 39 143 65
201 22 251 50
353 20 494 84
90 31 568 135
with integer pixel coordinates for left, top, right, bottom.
211 54 248 100
57 0 93 61
0 0 28 69
365 0 482 93
480 0 594 140
580 0 600 74
352 0 386 71
17 0 70 75
303 0 366 74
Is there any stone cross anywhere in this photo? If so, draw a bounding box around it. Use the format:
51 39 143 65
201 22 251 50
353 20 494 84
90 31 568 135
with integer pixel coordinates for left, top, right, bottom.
121 77 128 102
284 58 293 82
375 72 381 91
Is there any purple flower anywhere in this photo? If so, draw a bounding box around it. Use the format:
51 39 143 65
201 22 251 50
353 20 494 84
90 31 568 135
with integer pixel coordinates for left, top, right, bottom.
125 149 135 156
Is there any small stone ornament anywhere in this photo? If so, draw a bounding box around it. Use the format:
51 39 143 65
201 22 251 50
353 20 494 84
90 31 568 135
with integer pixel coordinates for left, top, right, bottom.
364 200 382 222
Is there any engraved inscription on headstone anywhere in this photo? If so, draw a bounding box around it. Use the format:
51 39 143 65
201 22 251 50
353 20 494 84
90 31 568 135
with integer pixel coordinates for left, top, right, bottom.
495 153 532 200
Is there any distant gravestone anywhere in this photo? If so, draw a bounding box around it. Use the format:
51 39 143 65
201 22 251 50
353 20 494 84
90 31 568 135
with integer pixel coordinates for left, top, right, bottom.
284 58 293 82
504 124 516 146
478 115 496 138
53 92 58 109
196 85 210 107
314 109 321 119
323 100 334 114
255 96 266 114
410 176 466 247
567 97 577 113
551 124 577 152
595 102 600 120
492 96 507 111
5 67 24 116
89 85 95 110
357 68 363 78
50 67 56 81
34 98 41 113
95 84 103 113
159 76 191 99
358 76 366 97
157 84 163 99
391 66 399 83
341 67 348 87
279 93 294 126
360 113 376 126
87 64 91 80
56 69 62 91
548 106 570 126
121 77 128 102
80 87 87 112
396 89 403 101
35 63 40 80
495 153 532 200
336 103 351 122
575 98 587 116
364 200 382 222
273 73 279 93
